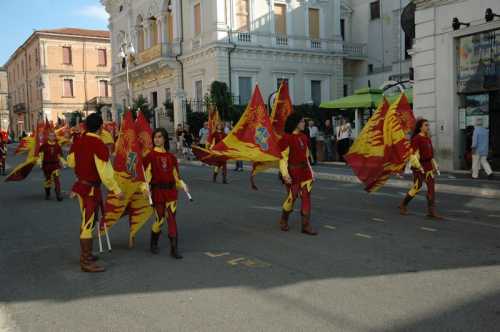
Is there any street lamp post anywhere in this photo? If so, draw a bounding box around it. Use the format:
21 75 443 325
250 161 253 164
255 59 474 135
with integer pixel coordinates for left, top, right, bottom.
118 33 136 112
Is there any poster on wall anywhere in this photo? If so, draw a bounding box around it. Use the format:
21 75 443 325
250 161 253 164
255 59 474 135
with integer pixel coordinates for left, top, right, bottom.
463 94 489 128
457 29 500 93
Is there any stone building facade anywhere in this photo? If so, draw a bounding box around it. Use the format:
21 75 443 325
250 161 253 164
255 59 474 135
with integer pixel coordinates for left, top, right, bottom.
0 67 8 132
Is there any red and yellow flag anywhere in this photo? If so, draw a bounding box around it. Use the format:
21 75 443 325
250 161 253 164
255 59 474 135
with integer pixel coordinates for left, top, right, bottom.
102 111 152 240
5 121 49 182
193 85 282 165
207 104 220 146
135 112 153 157
345 94 412 192
251 81 293 188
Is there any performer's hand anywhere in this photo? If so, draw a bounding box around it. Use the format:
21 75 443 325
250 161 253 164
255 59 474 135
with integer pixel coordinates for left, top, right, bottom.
419 168 425 174
283 175 292 185
69 191 76 199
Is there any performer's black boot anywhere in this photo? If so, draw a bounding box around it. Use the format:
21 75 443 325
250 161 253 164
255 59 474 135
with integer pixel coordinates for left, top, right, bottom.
212 172 218 183
279 210 290 231
399 194 413 215
55 190 63 202
301 214 318 235
169 236 183 259
150 231 160 254
44 187 51 200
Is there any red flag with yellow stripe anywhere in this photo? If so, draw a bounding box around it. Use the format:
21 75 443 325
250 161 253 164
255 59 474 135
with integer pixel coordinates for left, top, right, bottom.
102 111 152 241
251 81 293 188
345 94 412 192
207 105 220 146
193 85 282 165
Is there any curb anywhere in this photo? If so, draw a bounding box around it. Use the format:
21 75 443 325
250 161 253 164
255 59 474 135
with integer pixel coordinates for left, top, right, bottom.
179 159 500 199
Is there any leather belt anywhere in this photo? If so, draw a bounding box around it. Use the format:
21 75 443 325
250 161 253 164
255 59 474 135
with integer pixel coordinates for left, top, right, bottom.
151 182 175 190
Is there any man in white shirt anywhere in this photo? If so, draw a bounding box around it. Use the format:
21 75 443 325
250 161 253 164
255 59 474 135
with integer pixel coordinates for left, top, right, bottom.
198 122 209 148
308 120 318 165
336 117 352 162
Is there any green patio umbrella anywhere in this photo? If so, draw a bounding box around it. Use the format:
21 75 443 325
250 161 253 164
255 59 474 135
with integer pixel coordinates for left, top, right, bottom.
319 88 384 109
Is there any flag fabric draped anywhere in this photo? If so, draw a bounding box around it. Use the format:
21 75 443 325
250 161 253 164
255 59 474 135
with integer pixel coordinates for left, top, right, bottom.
102 111 152 239
207 105 220 146
5 121 50 182
250 81 293 189
345 93 413 192
135 112 153 157
192 85 282 166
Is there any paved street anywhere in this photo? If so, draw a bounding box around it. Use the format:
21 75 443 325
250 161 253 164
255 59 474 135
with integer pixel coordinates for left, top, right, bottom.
1 150 500 332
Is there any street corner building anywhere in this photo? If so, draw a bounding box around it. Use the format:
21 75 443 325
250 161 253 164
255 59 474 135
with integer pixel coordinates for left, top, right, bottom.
412 0 500 171
5 28 112 138
102 0 356 131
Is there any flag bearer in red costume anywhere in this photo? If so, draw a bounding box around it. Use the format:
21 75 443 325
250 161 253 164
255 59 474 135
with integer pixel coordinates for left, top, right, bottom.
144 128 186 259
0 136 6 176
211 122 227 184
67 113 123 273
38 131 65 201
399 118 443 219
278 113 317 235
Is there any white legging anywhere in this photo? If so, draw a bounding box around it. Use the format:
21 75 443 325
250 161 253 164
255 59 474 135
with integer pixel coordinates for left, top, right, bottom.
472 154 492 178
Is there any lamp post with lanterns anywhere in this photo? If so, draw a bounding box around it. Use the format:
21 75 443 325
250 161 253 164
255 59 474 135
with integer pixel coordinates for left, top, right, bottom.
118 33 136 109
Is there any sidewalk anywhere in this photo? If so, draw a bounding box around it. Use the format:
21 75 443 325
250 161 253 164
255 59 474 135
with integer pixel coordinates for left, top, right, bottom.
178 158 500 199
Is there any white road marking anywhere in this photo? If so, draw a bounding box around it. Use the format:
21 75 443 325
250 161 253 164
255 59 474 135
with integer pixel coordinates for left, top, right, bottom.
421 227 437 232
371 218 385 223
227 257 246 266
323 225 336 230
487 214 500 218
355 233 372 239
204 252 230 258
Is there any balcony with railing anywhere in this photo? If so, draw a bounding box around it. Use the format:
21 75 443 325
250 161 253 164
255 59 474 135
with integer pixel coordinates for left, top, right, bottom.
136 43 176 66
225 31 367 59
13 103 26 114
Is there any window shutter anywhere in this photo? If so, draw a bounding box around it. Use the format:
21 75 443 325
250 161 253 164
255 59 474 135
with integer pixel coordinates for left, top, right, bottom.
308 8 320 40
194 4 201 35
274 4 287 35
64 79 73 97
63 47 72 65
167 13 174 43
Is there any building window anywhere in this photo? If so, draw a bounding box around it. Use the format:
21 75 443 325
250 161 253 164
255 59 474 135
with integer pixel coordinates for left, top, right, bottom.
370 1 380 20
404 32 412 59
63 79 74 97
99 80 109 97
98 49 107 66
194 3 201 36
343 84 348 97
150 17 158 47
340 19 345 41
151 91 158 108
309 8 320 40
63 46 72 65
235 0 250 32
277 78 289 90
238 76 252 105
165 88 172 103
167 13 174 43
368 64 374 74
195 80 203 101
274 4 287 45
311 80 321 105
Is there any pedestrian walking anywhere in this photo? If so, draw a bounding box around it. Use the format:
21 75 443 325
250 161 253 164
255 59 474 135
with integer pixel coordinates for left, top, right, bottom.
211 122 228 183
336 117 352 162
278 113 317 235
399 118 443 219
144 128 186 259
67 113 123 272
38 130 65 201
323 119 334 161
308 120 318 165
198 121 209 148
175 123 184 154
471 118 493 179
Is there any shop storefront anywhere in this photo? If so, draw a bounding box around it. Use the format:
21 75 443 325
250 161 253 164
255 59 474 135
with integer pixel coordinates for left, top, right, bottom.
457 28 500 170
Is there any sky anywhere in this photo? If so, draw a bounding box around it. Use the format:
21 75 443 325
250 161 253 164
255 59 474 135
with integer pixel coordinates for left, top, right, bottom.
0 0 109 66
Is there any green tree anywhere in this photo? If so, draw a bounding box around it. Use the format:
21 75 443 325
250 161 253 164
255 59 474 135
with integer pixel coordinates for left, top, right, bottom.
131 95 154 122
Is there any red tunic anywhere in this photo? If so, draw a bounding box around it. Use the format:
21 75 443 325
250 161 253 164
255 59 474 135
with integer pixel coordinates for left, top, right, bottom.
70 132 110 196
144 149 179 203
280 132 312 184
212 131 226 145
412 134 434 172
40 142 62 174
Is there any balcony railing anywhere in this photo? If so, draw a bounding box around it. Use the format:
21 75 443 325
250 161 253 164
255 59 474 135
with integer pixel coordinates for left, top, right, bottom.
136 43 175 65
13 103 26 113
225 31 367 59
